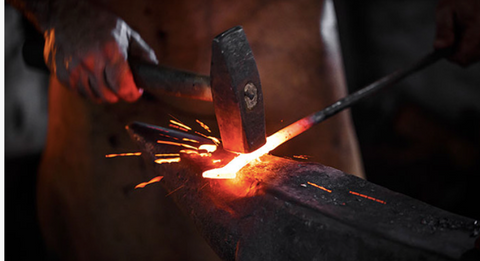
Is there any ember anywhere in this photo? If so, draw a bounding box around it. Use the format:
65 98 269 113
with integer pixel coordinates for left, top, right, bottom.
307 181 332 193
196 119 212 133
155 158 181 164
105 152 142 158
169 119 192 131
349 191 387 204
134 176 164 189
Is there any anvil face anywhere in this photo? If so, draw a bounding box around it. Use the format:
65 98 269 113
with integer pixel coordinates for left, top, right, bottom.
127 122 479 261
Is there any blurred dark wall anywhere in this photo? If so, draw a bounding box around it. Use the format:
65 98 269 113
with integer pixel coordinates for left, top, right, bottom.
336 0 480 219
4 4 49 260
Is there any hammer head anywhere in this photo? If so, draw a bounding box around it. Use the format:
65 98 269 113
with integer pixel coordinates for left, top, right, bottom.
210 26 267 154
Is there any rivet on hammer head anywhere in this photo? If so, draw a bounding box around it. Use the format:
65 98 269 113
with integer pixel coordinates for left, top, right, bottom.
244 82 258 110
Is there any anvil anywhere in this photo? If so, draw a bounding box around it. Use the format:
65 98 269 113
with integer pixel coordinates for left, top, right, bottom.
127 122 479 261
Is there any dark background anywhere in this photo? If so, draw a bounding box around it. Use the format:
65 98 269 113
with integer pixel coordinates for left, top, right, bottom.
5 0 480 259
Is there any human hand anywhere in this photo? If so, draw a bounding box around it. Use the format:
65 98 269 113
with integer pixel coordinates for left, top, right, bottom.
43 1 157 103
434 0 480 66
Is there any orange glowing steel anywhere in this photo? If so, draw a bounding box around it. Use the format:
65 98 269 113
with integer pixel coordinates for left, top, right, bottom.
196 119 212 133
157 140 198 150
203 117 315 179
349 191 387 204
212 159 222 163
105 152 142 158
307 182 332 193
155 157 181 164
135 176 164 189
169 120 192 131
182 138 199 143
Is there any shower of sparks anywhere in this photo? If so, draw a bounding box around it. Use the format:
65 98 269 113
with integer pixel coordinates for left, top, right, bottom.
349 191 387 204
196 119 212 133
135 176 164 189
105 152 142 158
203 117 315 179
155 157 181 164
307 182 332 193
169 120 192 131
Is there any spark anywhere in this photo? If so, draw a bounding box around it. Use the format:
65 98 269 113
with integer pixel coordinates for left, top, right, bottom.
165 185 184 197
157 140 198 150
154 153 180 157
203 117 315 179
105 152 142 158
135 176 164 189
196 119 212 133
169 120 192 131
155 157 181 164
169 124 190 132
198 144 217 153
307 182 332 193
212 159 222 163
349 191 386 204
293 155 310 160
179 150 210 157
182 138 199 143
195 131 221 145
159 133 179 140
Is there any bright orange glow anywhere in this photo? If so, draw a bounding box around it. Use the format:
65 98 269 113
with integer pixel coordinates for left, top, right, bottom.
198 144 217 153
157 140 198 150
349 191 386 204
105 152 142 158
203 117 315 179
135 176 164 189
169 120 192 131
307 181 332 193
155 157 181 164
182 138 199 143
196 119 212 133
212 159 222 163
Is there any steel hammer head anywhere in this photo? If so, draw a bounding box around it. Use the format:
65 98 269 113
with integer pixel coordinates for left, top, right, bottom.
210 26 266 154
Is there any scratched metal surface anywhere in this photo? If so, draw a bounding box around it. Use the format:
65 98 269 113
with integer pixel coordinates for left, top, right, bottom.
128 122 479 261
